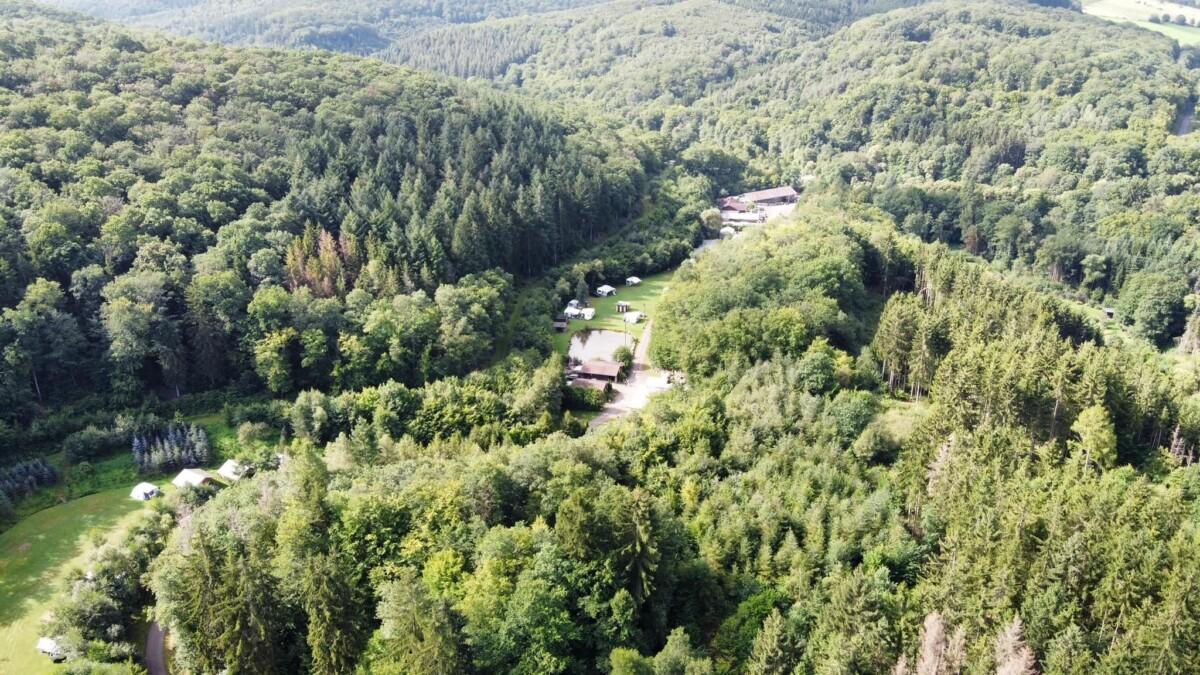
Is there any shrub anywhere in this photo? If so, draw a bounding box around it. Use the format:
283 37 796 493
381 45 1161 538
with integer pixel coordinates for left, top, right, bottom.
62 426 125 463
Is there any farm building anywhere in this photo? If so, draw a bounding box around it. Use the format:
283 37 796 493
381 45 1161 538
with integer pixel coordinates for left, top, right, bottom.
738 185 799 205
172 468 218 489
129 482 161 501
576 360 621 382
625 276 641 286
595 284 617 296
218 459 251 482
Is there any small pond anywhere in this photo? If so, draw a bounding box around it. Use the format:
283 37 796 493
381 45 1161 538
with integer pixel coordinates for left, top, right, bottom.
568 329 634 364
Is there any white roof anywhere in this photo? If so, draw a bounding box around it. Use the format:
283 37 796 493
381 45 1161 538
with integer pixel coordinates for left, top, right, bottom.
564 307 583 317
172 468 216 488
218 459 245 481
130 482 159 499
37 637 62 657
596 284 616 294
581 308 596 320
624 311 644 323
626 276 641 284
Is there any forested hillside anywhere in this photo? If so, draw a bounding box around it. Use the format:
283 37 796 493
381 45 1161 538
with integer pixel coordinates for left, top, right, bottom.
108 208 1200 674
0 3 650 444
34 0 614 52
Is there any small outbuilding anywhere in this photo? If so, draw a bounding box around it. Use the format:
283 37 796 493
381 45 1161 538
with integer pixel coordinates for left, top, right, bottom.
595 284 617 297
172 468 218 489
37 637 65 662
218 459 252 482
625 276 642 286
616 301 631 313
1103 307 1115 320
624 311 644 324
129 482 161 501
576 360 622 382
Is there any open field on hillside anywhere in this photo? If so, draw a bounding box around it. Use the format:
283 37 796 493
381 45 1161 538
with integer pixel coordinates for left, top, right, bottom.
0 488 156 675
1084 0 1200 43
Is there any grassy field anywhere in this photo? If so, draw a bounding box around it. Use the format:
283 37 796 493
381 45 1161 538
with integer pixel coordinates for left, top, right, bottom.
0 487 160 675
1083 0 1200 44
0 410 244 674
552 270 674 356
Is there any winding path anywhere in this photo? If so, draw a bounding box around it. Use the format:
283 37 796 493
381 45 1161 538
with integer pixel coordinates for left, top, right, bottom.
145 622 166 675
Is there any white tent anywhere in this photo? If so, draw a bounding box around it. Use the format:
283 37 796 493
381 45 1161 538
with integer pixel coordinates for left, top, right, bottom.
218 459 249 482
37 637 64 661
172 468 217 489
625 276 642 286
581 308 596 320
129 482 160 501
564 306 583 319
567 299 581 309
624 311 644 324
595 284 617 296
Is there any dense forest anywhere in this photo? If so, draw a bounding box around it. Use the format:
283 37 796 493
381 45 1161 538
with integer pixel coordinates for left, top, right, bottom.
7 0 1200 673
0 2 658 447
49 207 1200 673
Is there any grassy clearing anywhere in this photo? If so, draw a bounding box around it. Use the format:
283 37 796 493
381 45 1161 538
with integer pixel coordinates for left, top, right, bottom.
0 409 240 674
0 487 161 675
552 269 675 356
877 398 930 443
1083 0 1200 44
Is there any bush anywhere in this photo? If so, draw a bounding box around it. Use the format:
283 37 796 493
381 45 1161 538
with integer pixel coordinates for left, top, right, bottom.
61 426 125 463
564 383 611 411
237 421 272 445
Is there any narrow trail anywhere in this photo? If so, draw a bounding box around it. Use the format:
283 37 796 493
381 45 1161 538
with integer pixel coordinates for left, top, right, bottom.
145 622 166 675
1176 98 1196 135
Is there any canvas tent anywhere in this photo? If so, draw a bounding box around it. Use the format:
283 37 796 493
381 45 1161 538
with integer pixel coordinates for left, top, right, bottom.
130 482 160 501
624 311 644 324
172 468 217 489
218 459 250 482
581 308 596 320
625 276 641 286
595 284 616 296
37 637 64 661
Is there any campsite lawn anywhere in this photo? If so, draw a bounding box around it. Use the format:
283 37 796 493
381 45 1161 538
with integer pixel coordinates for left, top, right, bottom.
553 269 674 356
0 487 156 675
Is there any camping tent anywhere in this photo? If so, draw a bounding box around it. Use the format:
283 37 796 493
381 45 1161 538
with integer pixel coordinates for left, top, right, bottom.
218 459 250 482
625 276 641 286
172 468 217 489
581 308 596 320
37 637 64 662
129 482 160 501
624 311 644 324
595 284 616 296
